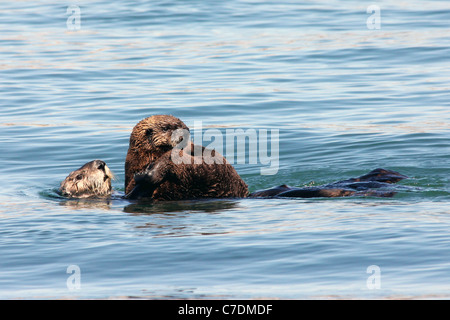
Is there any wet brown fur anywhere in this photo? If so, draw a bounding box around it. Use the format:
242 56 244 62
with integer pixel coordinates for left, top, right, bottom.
126 144 249 200
125 115 249 200
60 160 114 198
125 115 190 195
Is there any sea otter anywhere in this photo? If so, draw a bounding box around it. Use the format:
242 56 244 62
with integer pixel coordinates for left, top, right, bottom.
60 115 408 200
59 160 114 198
124 115 249 200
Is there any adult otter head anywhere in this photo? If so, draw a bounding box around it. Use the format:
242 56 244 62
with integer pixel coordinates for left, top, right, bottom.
125 115 190 194
60 160 114 198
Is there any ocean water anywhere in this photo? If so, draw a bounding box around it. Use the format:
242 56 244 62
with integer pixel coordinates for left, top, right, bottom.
0 0 449 299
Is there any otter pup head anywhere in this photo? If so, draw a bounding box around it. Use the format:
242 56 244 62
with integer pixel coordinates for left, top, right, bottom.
125 115 190 194
60 160 114 198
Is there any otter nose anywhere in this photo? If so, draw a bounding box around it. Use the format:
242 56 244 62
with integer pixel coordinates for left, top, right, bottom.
60 187 71 197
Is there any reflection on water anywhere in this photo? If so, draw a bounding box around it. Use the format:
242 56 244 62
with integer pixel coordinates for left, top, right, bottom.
124 199 241 237
58 198 113 210
124 198 239 215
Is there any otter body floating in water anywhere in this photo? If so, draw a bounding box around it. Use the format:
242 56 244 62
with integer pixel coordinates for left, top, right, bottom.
60 160 114 198
59 115 407 200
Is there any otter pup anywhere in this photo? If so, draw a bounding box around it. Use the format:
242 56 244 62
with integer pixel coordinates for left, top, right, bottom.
124 115 249 200
60 160 114 198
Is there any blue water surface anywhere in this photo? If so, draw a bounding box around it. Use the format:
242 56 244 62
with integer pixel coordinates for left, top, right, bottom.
0 0 449 299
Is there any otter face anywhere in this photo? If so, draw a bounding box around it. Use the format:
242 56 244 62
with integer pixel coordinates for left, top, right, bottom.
60 160 114 198
125 115 191 194
131 115 190 154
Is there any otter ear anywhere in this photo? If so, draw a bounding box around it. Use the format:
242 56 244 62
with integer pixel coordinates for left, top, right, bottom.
145 128 153 136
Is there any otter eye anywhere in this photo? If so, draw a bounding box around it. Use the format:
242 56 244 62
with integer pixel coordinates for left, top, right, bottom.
162 126 170 132
145 128 153 136
76 174 83 181
97 163 105 171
